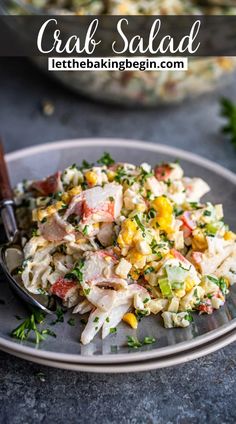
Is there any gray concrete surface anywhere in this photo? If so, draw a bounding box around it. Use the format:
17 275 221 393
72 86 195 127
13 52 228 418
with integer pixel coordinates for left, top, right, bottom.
0 58 236 424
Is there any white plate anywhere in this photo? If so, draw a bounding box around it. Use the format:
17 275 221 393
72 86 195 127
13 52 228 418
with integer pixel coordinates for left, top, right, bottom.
1 330 235 373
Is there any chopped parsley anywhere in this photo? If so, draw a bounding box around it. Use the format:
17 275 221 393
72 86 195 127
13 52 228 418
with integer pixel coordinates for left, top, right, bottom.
11 311 56 345
174 206 183 217
84 288 91 296
97 152 115 166
203 210 211 216
40 217 47 224
206 275 228 295
93 316 99 323
64 259 85 283
189 202 201 210
143 336 156 345
109 327 117 334
68 318 75 326
185 313 193 323
50 307 64 325
37 288 48 295
32 228 39 237
127 336 142 348
80 159 94 170
69 163 78 170
144 267 155 275
127 335 156 349
135 309 149 321
147 208 156 220
133 214 145 235
82 225 89 236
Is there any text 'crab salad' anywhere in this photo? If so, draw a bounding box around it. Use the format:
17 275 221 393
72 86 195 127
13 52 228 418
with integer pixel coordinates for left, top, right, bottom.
15 153 236 345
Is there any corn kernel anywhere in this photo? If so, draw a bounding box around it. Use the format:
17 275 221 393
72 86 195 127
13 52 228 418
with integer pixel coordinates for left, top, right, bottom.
192 229 207 251
217 57 234 71
224 277 230 288
129 268 140 280
68 186 82 197
37 208 48 222
76 238 86 244
62 192 70 203
224 231 236 241
107 170 115 182
122 313 138 329
185 277 196 293
85 171 98 186
117 219 137 248
152 196 173 215
175 289 186 298
151 196 173 232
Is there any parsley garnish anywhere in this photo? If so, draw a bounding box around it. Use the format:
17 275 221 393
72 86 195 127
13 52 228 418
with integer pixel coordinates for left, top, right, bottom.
135 309 149 321
109 327 117 334
206 275 228 295
32 228 39 237
220 98 236 148
11 311 56 344
82 225 89 236
143 336 156 345
144 267 154 275
80 159 94 170
68 318 75 326
189 202 201 210
64 260 85 283
127 336 142 348
93 316 99 323
127 335 156 349
185 313 193 323
147 208 156 220
203 210 211 216
97 152 115 166
50 307 64 325
114 167 127 183
133 215 145 235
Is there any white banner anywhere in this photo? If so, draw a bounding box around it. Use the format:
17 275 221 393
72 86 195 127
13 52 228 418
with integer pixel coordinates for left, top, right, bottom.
48 57 188 72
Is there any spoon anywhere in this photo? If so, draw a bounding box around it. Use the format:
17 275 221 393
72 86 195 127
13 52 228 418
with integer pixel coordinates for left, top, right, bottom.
0 140 55 314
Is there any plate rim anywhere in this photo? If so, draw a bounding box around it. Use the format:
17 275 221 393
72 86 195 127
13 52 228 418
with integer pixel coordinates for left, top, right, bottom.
1 137 236 364
1 330 236 373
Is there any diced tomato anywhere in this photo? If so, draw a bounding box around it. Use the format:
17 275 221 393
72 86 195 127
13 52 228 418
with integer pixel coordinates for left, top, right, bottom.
50 278 77 300
30 171 61 196
154 164 172 181
198 300 213 314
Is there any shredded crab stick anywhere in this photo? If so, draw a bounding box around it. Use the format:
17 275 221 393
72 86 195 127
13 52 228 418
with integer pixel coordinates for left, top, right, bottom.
14 153 236 345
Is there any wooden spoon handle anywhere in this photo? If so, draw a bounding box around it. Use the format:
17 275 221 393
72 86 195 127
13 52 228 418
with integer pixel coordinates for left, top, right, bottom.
0 140 13 202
